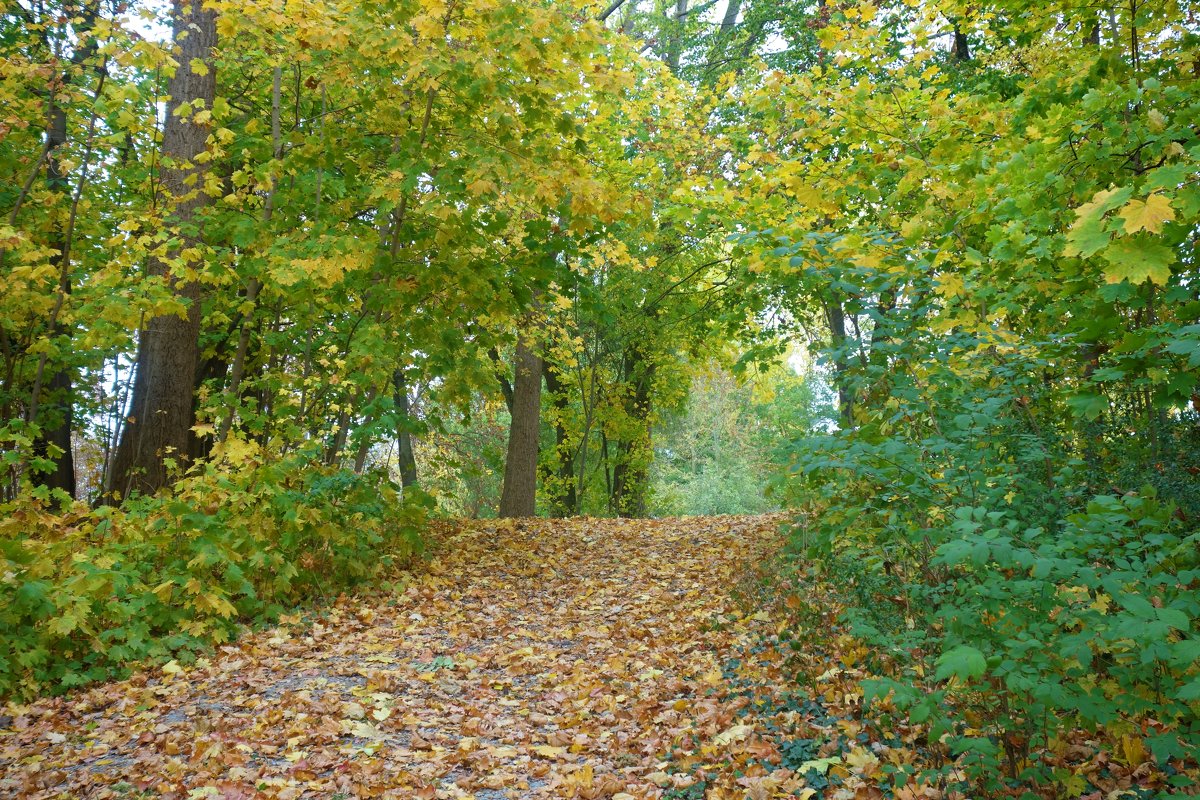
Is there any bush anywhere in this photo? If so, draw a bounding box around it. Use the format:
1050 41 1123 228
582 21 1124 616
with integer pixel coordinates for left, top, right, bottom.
652 461 775 517
0 447 428 699
779 334 1200 792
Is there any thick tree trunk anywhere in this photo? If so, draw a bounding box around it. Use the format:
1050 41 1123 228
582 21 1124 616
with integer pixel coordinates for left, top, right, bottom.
393 369 418 488
33 368 76 499
718 0 741 35
498 336 542 517
109 0 217 499
953 25 971 61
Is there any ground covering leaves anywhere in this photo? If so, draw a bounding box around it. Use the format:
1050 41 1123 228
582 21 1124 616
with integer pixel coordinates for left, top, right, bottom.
2 515 1192 799
0 516 784 798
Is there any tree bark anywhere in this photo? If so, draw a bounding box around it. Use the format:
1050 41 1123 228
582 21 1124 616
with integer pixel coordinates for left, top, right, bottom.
542 362 576 517
31 101 77 501
498 336 542 517
349 385 380 473
392 369 419 488
109 0 217 499
325 402 352 466
719 0 741 36
489 345 515 413
824 293 854 428
952 25 971 61
27 2 103 501
610 342 654 517
665 0 689 74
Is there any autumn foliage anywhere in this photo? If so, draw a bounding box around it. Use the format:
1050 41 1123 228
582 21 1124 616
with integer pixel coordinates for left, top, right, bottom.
2 0 1199 796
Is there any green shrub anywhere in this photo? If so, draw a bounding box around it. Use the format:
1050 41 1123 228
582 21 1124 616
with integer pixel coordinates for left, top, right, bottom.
780 333 1200 792
0 448 428 699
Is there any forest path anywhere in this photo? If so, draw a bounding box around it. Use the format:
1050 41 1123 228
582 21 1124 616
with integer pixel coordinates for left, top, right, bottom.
2 515 808 800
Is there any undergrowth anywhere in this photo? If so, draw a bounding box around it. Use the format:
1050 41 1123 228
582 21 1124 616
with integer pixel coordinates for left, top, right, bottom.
772 334 1200 797
0 447 429 700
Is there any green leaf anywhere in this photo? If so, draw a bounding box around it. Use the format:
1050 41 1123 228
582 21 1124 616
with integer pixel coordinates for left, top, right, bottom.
1118 593 1156 619
1165 326 1200 367
1064 186 1131 257
1177 677 1200 702
1067 393 1107 421
1100 238 1175 286
1155 606 1190 631
935 645 987 682
1063 213 1111 258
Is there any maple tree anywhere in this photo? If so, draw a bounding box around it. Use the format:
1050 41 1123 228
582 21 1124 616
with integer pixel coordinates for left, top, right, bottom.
1 0 1199 795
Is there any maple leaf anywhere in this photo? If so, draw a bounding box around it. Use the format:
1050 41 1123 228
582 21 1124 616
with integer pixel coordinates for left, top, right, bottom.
799 756 843 774
1100 239 1175 286
713 723 754 746
1118 194 1175 234
1064 186 1131 258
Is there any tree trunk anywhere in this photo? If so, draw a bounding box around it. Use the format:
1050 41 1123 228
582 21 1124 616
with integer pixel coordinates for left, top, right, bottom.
718 0 741 35
824 294 853 428
109 0 217 499
353 431 371 473
350 385 380 473
542 362 576 517
610 343 654 517
27 3 104 501
499 336 542 517
31 100 77 501
325 404 351 466
665 0 689 74
393 369 419 488
490 345 515 413
953 25 971 61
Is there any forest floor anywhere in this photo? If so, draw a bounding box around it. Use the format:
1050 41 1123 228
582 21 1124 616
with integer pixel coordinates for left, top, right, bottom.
3 513 880 800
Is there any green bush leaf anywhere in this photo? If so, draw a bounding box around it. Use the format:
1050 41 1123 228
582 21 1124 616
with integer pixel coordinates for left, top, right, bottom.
935 645 987 682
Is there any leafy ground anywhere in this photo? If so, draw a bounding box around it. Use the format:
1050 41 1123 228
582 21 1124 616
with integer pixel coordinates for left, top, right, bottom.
3 514 1191 799
3 514 832 799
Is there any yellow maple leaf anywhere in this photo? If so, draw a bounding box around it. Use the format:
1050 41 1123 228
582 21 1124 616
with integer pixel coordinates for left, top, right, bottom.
712 723 753 746
845 746 880 770
1120 734 1147 766
1119 194 1175 234
467 178 497 197
936 273 965 299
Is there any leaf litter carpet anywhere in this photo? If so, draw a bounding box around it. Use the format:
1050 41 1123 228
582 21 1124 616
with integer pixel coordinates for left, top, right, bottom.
1 514 835 799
